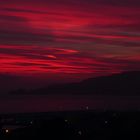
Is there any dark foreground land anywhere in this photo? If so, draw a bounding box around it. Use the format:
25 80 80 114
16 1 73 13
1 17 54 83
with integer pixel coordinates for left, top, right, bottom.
1 110 140 140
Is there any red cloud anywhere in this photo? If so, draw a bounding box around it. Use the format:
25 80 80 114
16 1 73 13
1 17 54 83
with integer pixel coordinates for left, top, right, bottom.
0 0 139 79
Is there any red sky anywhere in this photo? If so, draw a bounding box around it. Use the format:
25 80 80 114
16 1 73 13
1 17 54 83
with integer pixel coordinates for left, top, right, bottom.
0 0 140 81
0 0 140 112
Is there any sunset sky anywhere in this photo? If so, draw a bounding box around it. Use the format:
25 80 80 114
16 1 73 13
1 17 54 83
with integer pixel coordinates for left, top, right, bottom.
0 0 140 112
0 0 140 77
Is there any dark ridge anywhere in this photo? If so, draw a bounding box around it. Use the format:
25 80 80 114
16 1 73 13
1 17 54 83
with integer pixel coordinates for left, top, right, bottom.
10 71 140 95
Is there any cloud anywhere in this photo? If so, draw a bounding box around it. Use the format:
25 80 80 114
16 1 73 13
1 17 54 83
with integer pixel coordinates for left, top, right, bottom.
0 0 139 78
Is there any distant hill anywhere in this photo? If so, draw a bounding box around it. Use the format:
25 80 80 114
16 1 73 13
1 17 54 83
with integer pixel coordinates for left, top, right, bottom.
10 71 140 95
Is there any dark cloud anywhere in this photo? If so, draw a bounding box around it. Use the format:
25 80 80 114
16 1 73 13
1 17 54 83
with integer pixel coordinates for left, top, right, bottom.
0 14 26 21
0 30 53 46
1 8 47 14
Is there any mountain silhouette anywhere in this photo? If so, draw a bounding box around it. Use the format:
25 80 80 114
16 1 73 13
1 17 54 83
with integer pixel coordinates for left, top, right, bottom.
11 71 140 95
